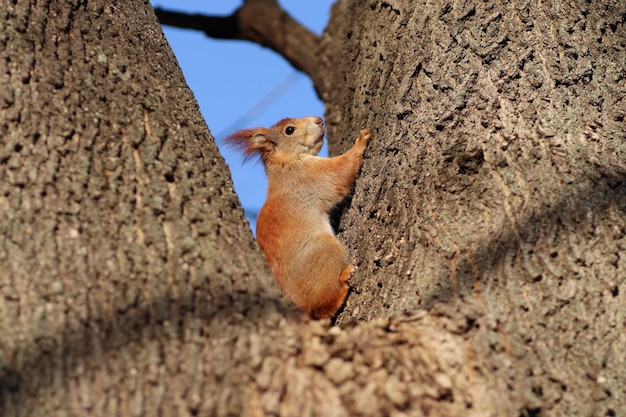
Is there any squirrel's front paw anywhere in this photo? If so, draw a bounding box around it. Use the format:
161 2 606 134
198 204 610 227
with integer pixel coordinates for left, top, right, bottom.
357 128 372 145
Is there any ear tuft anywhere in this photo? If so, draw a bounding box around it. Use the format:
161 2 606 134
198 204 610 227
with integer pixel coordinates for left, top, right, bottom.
224 128 271 163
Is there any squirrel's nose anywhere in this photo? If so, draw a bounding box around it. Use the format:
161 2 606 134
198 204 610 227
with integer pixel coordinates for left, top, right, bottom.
314 117 323 126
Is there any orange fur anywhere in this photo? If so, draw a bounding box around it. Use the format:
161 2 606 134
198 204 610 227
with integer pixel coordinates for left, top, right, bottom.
227 116 372 319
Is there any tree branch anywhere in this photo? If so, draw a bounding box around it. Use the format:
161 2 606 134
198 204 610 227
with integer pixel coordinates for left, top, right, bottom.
154 9 241 39
154 0 323 96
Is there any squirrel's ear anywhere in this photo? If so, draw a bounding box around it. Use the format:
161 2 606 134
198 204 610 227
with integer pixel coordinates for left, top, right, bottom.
224 128 273 163
252 132 269 146
252 133 277 153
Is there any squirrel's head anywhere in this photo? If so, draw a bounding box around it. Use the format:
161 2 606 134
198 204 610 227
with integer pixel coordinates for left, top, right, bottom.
225 116 325 164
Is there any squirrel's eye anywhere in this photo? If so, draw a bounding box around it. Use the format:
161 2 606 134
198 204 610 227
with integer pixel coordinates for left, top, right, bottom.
285 126 295 135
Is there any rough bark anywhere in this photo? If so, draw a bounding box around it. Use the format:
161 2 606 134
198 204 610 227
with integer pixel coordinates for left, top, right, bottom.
330 0 626 415
0 0 295 415
1 0 625 416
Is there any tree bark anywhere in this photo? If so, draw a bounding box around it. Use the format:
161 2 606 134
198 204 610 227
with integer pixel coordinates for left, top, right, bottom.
0 0 296 415
1 0 625 416
330 0 626 415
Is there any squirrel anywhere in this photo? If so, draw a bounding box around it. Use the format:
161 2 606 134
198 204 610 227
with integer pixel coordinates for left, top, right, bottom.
226 116 372 319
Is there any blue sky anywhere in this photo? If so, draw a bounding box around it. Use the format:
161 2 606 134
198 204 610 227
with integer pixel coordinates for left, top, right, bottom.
150 1 335 231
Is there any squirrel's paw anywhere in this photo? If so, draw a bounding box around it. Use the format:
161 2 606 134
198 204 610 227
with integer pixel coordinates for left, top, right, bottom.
347 265 358 280
357 128 372 145
339 265 358 284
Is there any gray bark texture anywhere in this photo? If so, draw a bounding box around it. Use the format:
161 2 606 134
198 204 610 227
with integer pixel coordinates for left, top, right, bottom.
0 0 624 417
330 0 626 415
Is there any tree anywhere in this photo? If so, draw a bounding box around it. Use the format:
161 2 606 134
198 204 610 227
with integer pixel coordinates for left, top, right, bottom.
1 0 624 416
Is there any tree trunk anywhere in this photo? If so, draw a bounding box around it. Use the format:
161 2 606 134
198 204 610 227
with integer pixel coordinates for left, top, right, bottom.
1 0 624 416
329 0 626 415
0 0 295 415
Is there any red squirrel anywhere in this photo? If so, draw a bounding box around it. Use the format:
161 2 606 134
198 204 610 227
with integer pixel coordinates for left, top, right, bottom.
226 116 372 319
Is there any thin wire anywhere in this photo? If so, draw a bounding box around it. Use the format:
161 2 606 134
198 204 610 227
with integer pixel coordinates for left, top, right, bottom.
216 71 303 139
